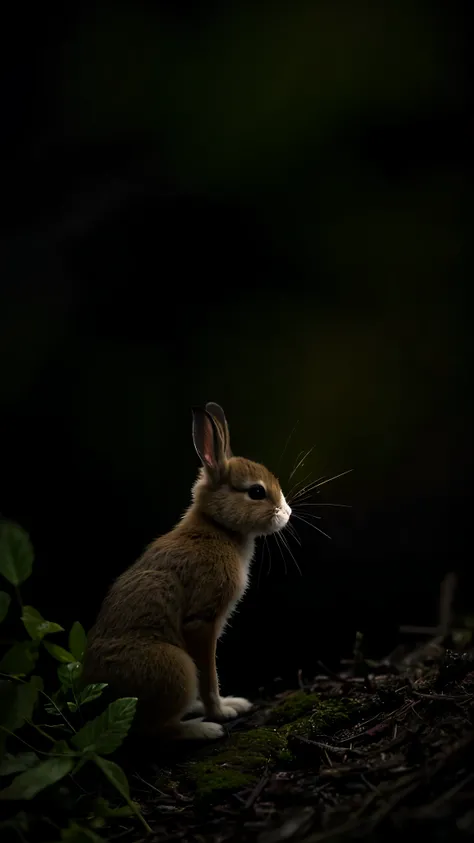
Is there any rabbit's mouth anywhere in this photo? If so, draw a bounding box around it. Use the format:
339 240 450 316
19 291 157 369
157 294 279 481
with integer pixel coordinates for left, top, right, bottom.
269 496 292 534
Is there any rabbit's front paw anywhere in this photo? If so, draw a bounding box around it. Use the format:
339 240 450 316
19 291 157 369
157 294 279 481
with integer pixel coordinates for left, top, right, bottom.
177 719 225 740
207 696 253 721
207 703 239 721
220 696 253 714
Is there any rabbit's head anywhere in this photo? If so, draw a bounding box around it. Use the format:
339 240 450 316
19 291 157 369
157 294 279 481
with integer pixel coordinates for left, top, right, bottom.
190 403 291 537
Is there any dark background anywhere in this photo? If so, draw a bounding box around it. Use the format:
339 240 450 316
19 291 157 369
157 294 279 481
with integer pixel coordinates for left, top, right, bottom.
1 1 472 697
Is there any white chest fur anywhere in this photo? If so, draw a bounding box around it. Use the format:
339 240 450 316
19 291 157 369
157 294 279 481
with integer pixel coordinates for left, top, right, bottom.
218 536 256 637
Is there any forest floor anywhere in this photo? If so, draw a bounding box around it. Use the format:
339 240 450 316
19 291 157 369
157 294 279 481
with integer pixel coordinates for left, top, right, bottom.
120 633 474 843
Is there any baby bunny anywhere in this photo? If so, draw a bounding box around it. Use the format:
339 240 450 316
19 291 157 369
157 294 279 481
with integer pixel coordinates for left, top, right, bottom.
83 403 292 741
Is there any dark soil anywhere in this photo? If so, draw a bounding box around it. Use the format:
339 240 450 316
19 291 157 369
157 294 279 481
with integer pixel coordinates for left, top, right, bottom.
120 638 474 843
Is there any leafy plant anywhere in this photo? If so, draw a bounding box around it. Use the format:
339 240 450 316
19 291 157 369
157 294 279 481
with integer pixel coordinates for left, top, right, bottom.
0 520 151 839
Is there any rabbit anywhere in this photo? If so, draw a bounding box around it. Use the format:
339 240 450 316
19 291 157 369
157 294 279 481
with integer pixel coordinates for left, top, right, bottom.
83 402 292 741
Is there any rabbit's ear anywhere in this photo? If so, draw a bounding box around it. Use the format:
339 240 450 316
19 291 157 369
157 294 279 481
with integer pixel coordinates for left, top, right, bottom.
205 402 232 458
192 407 226 476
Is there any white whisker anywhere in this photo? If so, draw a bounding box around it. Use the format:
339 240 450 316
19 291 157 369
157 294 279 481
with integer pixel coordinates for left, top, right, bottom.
286 471 312 503
272 532 288 575
290 469 353 503
279 528 303 576
285 520 302 545
290 474 327 503
288 446 316 483
292 512 332 540
277 420 300 472
264 535 272 578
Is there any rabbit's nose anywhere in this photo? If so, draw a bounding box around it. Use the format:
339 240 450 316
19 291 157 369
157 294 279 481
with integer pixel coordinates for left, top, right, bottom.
281 495 292 518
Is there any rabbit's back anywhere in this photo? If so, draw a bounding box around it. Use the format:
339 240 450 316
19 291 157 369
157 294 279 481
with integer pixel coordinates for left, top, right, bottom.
89 548 185 646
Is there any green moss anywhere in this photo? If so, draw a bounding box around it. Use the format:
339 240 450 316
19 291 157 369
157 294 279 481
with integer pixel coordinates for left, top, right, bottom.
168 695 359 801
266 691 322 726
281 695 356 738
187 765 256 800
268 691 358 744
184 727 284 800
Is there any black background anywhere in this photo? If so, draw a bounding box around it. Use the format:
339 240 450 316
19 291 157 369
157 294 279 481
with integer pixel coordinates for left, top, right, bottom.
1 1 472 697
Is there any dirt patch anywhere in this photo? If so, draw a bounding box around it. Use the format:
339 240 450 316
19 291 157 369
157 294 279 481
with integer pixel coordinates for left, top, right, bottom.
124 640 474 842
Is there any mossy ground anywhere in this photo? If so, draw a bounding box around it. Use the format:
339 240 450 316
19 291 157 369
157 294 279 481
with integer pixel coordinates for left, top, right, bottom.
145 646 474 842
275 692 358 739
184 728 285 800
177 692 358 801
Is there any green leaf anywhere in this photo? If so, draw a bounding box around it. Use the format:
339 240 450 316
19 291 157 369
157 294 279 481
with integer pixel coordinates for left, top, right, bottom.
93 755 151 833
44 687 65 712
72 697 137 755
43 642 76 663
93 795 135 817
0 592 11 624
15 676 43 724
52 740 75 756
44 705 64 716
0 680 18 731
68 622 87 662
67 682 107 712
0 811 29 836
79 683 107 705
0 641 39 676
93 755 130 798
89 815 106 829
0 752 39 776
0 755 74 800
60 822 104 842
57 661 83 688
0 676 42 736
21 606 64 641
0 522 34 586
44 691 65 716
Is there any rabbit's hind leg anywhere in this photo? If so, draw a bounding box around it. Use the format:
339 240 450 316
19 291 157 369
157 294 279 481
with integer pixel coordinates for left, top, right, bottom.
141 643 224 741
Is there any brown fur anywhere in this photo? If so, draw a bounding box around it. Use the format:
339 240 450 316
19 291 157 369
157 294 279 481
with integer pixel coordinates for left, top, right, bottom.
83 403 290 740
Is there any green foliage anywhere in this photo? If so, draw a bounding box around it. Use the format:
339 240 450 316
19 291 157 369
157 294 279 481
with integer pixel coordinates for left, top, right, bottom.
0 810 29 840
22 605 64 640
0 520 148 837
0 592 11 623
0 752 39 775
44 690 67 716
0 756 75 800
58 661 83 688
69 622 88 662
93 755 150 831
93 796 136 818
13 676 43 728
0 521 34 585
0 640 39 676
72 698 137 755
51 740 75 757
0 675 42 736
43 641 76 663
57 822 106 842
67 683 108 713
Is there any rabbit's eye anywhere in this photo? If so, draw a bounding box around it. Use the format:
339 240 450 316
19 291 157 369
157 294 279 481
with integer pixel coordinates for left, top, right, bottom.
247 484 266 500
